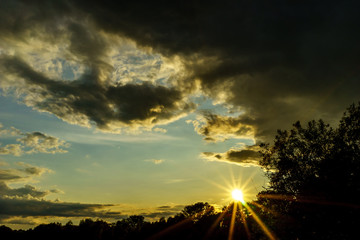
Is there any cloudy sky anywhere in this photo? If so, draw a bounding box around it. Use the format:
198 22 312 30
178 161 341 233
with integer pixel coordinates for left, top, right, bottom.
1 0 359 229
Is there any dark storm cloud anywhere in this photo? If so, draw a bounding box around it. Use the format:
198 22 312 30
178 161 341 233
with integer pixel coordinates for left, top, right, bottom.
0 0 67 37
0 197 121 221
202 145 262 167
0 0 195 132
191 113 254 142
68 0 360 140
0 55 194 131
1 0 360 139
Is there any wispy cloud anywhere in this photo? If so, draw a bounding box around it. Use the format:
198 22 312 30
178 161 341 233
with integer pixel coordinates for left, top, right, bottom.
0 124 69 156
144 159 164 165
164 179 190 184
62 132 181 145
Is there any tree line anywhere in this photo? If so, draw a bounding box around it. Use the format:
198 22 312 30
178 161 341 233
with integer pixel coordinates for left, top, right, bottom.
1 103 359 239
0 202 271 240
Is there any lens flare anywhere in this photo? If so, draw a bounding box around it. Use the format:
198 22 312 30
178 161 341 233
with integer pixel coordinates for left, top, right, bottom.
231 189 245 203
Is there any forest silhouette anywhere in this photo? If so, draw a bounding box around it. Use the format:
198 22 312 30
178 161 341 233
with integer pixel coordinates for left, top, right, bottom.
1 103 359 239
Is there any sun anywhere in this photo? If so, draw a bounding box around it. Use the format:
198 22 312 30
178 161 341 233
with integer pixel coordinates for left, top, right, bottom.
232 189 245 203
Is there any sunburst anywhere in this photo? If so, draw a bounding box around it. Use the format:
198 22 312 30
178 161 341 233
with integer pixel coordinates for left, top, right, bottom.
231 188 245 203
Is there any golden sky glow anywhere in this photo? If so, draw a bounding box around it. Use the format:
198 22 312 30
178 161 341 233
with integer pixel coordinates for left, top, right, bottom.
1 0 359 231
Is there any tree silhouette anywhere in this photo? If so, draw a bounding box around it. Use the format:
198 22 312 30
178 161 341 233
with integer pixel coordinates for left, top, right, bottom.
181 202 215 220
258 102 360 239
260 119 335 197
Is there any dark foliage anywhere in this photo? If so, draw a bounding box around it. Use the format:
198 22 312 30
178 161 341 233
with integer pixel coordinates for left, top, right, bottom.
259 102 360 239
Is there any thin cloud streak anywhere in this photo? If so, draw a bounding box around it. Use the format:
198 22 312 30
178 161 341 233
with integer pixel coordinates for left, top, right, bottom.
61 132 181 145
0 197 121 220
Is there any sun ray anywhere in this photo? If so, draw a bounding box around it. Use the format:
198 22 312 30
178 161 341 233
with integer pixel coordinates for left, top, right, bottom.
147 218 193 240
204 205 231 240
240 170 260 190
228 201 238 240
243 202 276 240
259 193 360 208
204 178 234 192
202 166 280 239
229 166 236 190
251 201 282 217
239 203 251 239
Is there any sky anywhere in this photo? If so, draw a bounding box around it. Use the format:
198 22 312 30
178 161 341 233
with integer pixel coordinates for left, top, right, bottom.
1 0 360 229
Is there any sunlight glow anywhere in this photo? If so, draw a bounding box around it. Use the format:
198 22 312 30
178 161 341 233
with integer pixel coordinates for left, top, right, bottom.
204 168 277 240
232 189 245 203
